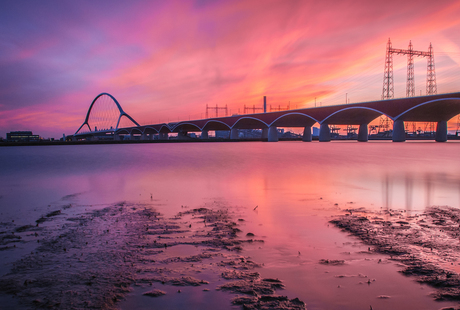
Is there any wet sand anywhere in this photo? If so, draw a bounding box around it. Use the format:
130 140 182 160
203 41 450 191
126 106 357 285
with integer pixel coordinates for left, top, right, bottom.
3 201 460 309
0 201 305 309
331 206 460 302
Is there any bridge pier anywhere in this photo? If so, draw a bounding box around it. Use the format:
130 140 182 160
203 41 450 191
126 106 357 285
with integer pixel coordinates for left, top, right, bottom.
392 119 405 142
113 134 120 141
302 126 312 142
159 132 168 140
141 133 148 141
177 131 188 139
319 123 331 142
435 120 447 142
149 133 154 140
230 128 239 140
201 130 209 139
129 132 134 140
268 126 278 142
262 128 269 140
358 124 368 142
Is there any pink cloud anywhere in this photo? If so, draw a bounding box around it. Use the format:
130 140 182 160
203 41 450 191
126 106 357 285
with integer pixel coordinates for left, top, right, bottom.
1 0 460 137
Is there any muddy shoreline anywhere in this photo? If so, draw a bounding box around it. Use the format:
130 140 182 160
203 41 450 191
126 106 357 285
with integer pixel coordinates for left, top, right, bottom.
331 206 460 302
0 202 305 309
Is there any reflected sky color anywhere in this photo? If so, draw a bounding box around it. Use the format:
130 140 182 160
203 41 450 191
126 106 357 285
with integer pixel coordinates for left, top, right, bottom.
1 0 460 138
2 142 460 309
1 142 459 222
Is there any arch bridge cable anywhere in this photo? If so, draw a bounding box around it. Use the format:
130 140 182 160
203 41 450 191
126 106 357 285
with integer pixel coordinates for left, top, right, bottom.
75 93 140 135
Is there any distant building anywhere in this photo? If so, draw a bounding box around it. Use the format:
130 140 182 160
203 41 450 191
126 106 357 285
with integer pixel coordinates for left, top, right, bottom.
239 129 262 138
281 131 301 139
6 131 40 142
312 127 320 137
215 130 229 139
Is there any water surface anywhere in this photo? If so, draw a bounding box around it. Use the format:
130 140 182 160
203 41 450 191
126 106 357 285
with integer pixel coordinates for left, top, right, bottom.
1 141 460 309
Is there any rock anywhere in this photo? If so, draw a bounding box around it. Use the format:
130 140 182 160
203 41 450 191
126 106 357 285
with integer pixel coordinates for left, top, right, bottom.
232 294 306 310
319 259 345 266
143 289 166 297
46 210 62 217
217 278 284 296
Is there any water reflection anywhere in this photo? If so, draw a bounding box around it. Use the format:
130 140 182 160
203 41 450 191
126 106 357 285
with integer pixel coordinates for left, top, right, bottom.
1 142 460 310
381 172 460 213
382 174 391 210
405 173 413 211
425 173 432 208
1 142 460 221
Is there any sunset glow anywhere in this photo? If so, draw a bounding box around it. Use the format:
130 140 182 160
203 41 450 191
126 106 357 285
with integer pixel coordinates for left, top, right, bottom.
1 0 460 138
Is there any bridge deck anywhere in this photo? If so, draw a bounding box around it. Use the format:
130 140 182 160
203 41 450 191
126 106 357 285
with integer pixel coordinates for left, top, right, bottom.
72 92 460 142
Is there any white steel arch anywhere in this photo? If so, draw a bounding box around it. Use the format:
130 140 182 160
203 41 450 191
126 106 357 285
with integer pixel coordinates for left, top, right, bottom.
75 93 140 135
269 112 319 127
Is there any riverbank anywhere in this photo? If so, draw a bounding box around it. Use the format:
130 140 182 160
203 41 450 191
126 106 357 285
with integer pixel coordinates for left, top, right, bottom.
0 138 284 146
0 200 306 309
2 135 460 147
331 206 460 301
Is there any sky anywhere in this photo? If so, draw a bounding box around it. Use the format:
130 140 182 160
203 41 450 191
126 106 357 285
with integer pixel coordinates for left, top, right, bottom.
1 0 460 138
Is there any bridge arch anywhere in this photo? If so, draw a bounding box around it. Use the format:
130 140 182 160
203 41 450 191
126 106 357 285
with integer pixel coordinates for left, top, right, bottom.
158 124 173 133
142 126 159 134
393 97 460 122
231 117 269 129
115 128 130 135
269 112 319 127
172 122 202 133
202 120 231 131
130 128 143 134
75 93 140 135
320 106 387 125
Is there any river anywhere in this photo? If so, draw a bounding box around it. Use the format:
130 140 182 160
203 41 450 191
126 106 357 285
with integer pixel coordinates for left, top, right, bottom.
1 141 460 309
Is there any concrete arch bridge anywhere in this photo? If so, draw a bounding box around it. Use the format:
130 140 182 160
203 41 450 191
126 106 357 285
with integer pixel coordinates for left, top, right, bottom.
117 92 460 142
72 92 460 142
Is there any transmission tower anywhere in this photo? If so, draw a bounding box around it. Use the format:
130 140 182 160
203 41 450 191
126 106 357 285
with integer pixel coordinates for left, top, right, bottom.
381 39 437 135
382 38 437 98
426 43 437 95
382 38 394 100
406 41 415 97
244 104 264 114
269 102 290 112
205 104 228 118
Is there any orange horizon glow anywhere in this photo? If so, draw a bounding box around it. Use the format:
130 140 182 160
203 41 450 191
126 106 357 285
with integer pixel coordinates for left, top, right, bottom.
1 0 460 138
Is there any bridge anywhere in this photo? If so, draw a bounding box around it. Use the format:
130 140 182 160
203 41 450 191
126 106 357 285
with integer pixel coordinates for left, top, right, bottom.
69 39 460 143
70 92 460 143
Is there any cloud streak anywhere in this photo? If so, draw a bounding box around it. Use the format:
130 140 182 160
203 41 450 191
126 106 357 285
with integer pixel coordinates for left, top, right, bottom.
0 0 459 137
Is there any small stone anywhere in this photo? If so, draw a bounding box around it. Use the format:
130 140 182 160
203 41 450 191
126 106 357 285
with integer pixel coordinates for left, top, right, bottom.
143 289 166 297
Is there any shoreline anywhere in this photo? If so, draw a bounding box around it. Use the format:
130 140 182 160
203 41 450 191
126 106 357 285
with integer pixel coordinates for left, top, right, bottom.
1 135 460 147
331 206 460 301
0 201 306 310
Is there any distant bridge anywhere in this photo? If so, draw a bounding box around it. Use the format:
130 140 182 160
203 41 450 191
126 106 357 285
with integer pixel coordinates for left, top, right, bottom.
70 92 460 143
